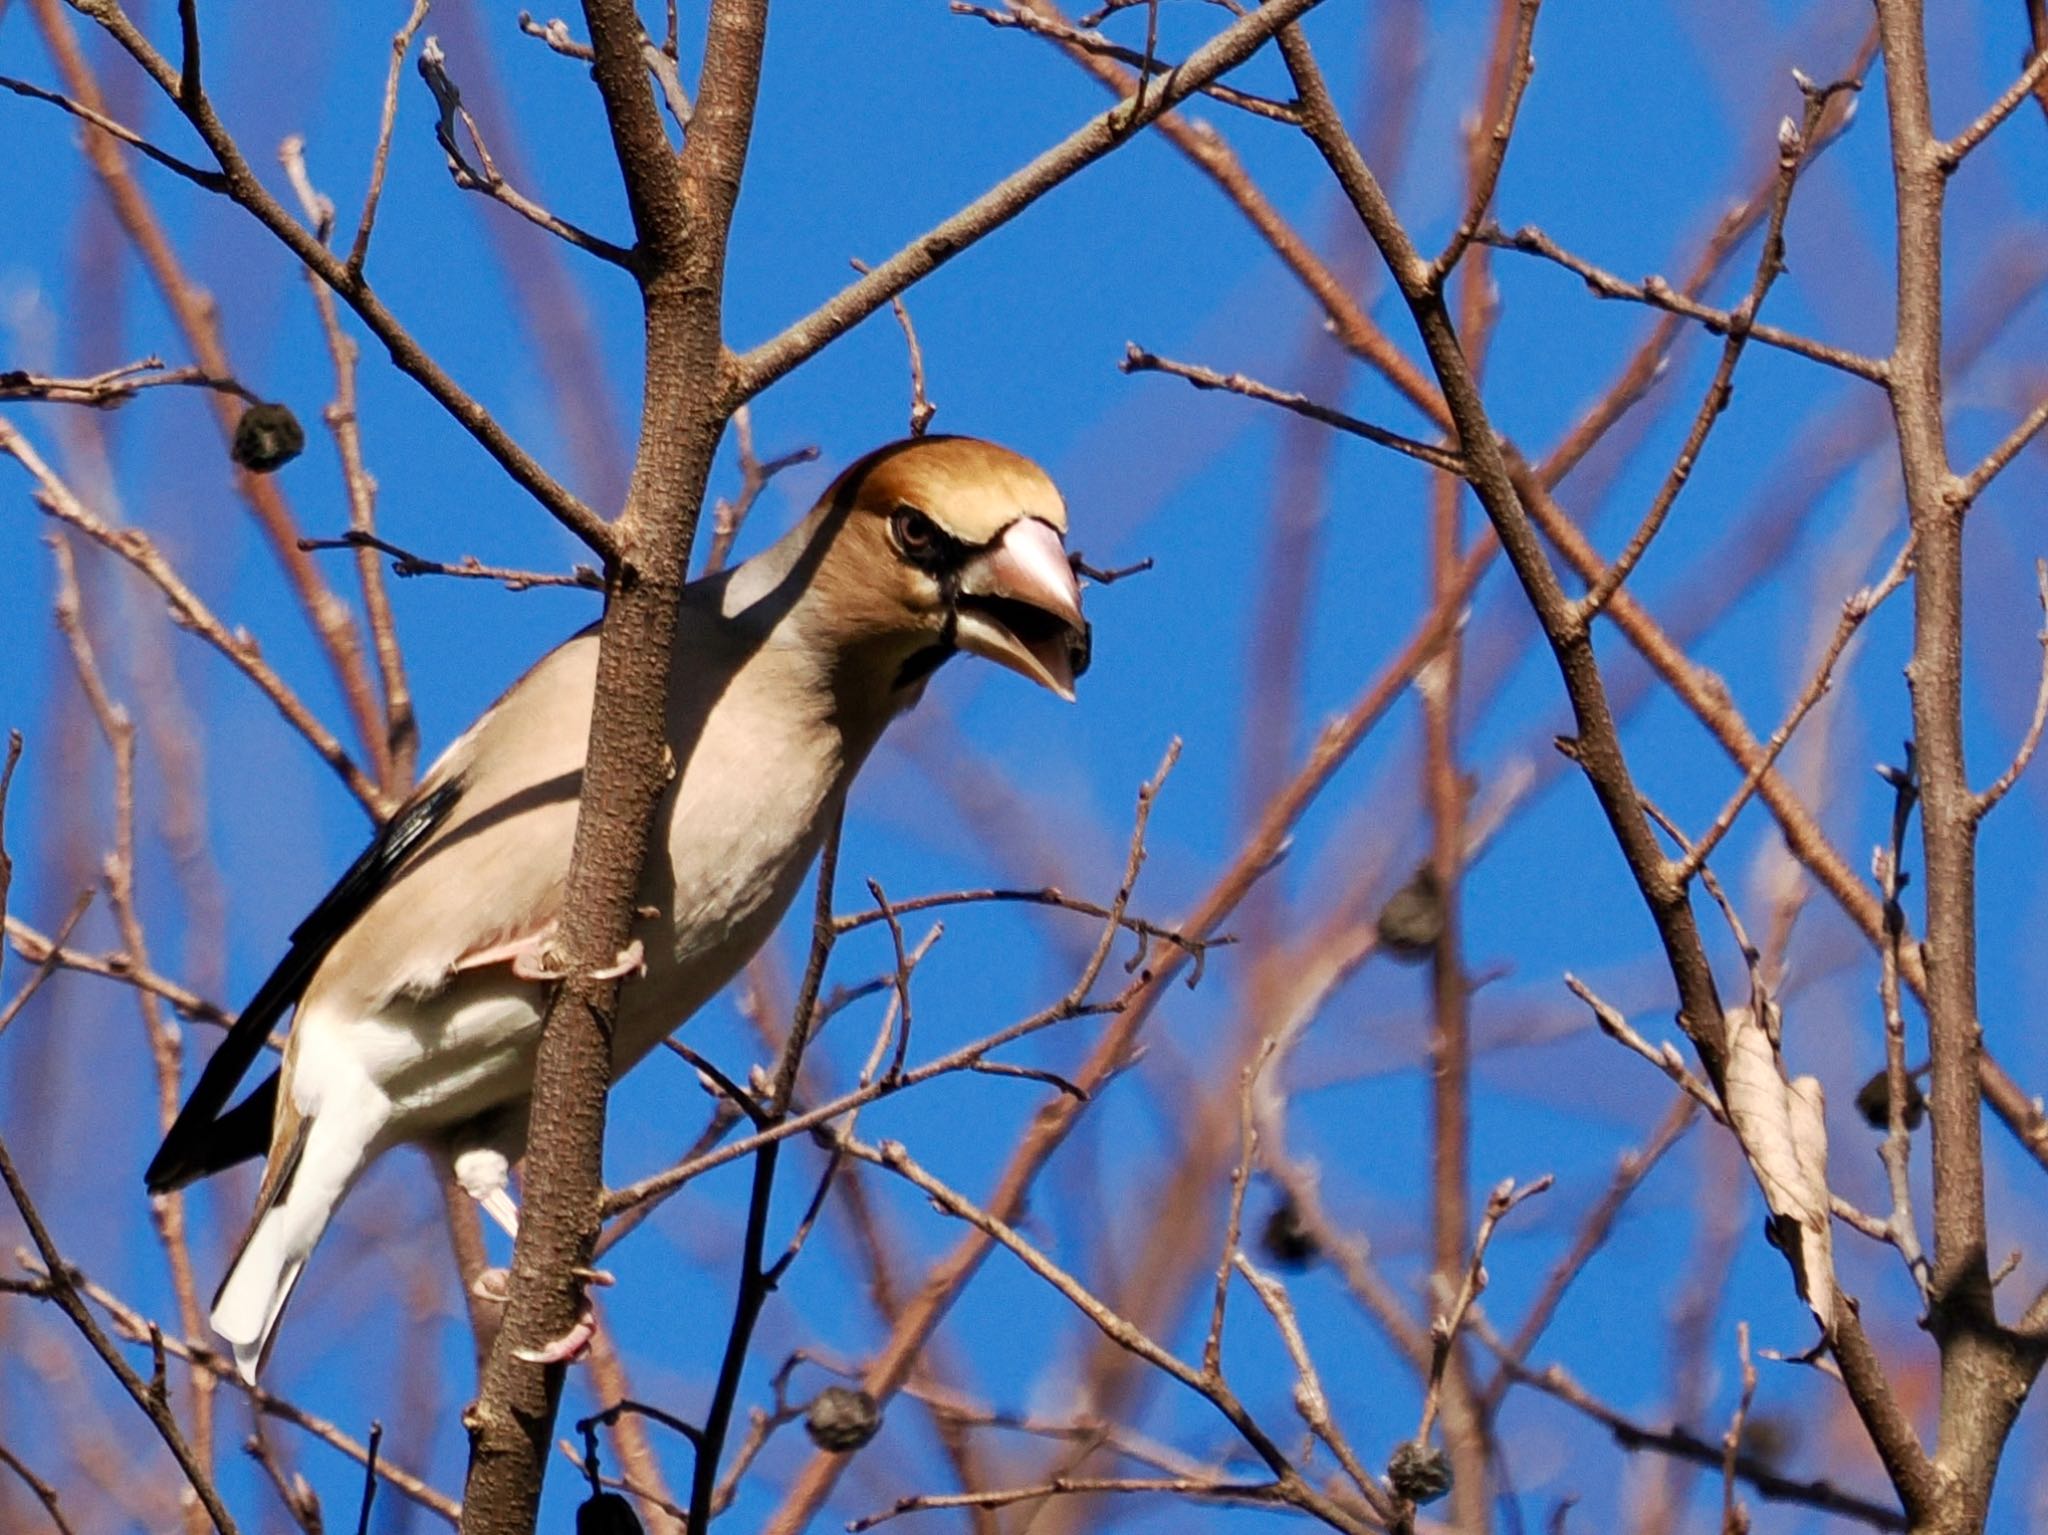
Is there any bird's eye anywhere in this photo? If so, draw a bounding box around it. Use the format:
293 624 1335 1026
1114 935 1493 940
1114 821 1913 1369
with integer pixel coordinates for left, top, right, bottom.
891 506 944 563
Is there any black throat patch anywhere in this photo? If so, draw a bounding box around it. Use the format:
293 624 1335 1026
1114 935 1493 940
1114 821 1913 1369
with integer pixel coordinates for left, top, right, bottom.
894 640 956 693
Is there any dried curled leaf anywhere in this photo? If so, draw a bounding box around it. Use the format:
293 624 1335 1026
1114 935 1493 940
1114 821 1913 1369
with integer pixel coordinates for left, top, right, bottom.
1722 1005 1835 1334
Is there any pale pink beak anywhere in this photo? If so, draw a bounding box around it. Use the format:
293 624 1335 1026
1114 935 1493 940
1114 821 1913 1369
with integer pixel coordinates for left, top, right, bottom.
955 518 1091 699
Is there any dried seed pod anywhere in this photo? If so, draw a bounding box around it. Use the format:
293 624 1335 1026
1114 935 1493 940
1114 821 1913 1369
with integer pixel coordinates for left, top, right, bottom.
805 1385 881 1452
1741 1412 1796 1469
1376 865 1445 961
576 1490 645 1535
1260 1196 1320 1270
1387 1440 1452 1504
1853 1067 1925 1131
231 401 305 473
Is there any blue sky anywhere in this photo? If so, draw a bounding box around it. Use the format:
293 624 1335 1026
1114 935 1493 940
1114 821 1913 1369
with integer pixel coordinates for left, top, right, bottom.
3 1 2048 1530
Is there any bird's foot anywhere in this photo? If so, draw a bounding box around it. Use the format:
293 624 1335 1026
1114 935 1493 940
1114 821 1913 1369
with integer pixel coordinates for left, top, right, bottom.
510 938 645 984
588 940 645 981
467 1264 609 1307
500 1266 615 1364
512 1306 596 1365
479 1187 521 1240
452 1147 521 1239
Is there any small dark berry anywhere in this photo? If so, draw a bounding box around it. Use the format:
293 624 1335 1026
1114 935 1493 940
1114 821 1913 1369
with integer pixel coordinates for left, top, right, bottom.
805 1385 881 1452
576 1490 644 1535
1853 1068 1925 1131
1376 866 1444 961
1387 1440 1452 1504
231 402 305 473
1740 1412 1796 1469
1260 1197 1320 1270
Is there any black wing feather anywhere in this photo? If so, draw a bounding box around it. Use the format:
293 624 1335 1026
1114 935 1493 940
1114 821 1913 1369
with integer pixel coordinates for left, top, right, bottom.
144 780 464 1193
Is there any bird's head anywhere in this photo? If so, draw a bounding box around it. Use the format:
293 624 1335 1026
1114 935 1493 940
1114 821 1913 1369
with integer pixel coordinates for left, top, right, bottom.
799 435 1091 701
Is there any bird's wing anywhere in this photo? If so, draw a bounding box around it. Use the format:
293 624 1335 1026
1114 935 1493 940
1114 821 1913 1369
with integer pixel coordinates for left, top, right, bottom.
145 628 600 1193
143 780 464 1193
300 629 599 1012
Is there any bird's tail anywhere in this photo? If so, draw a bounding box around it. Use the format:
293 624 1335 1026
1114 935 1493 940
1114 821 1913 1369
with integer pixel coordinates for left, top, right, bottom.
210 1096 375 1384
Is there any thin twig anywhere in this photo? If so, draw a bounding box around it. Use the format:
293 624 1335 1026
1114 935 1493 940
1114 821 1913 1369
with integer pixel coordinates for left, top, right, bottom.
863 881 916 1083
416 38 637 269
1577 75 1867 624
949 4 1300 124
1719 1323 1757 1534
1416 1176 1552 1448
1973 560 2048 818
1479 223 1889 385
0 1138 240 1534
830 884 1216 972
0 73 227 189
347 0 434 274
1875 750 1932 1301
701 408 819 575
244 1429 324 1534
353 1422 384 1535
2 916 240 1033
850 259 936 436
1231 1253 1393 1519
282 136 420 786
1201 1040 1274 1381
1672 537 1914 878
0 891 94 1039
1120 345 1465 474
1477 1330 1904 1529
729 0 1334 403
1429 0 1541 281
1953 389 2048 505
1935 46 2048 167
850 1475 1286 1531
0 1437 76 1535
0 419 388 814
0 730 17 1000
300 529 602 592
0 356 258 408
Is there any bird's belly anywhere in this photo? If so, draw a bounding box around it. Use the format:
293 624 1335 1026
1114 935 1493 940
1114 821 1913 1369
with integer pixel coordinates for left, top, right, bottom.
325 836 821 1136
302 744 837 1145
612 843 820 1073
611 753 836 1067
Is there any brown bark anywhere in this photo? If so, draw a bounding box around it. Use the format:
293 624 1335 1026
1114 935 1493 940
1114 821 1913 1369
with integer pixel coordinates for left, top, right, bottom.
455 3 768 1531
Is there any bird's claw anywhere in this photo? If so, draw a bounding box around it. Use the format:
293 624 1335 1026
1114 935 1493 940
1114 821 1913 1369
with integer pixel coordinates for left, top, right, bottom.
511 938 645 983
511 1307 596 1365
588 940 645 981
471 1266 512 1303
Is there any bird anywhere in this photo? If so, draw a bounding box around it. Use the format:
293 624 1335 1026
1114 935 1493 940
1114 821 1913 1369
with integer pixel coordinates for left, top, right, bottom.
144 434 1091 1383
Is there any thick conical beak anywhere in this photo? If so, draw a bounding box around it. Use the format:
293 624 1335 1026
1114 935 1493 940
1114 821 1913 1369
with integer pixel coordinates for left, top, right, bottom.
953 517 1091 700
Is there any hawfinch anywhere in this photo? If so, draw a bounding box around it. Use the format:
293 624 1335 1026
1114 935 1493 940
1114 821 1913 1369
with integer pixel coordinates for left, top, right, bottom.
145 436 1090 1382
